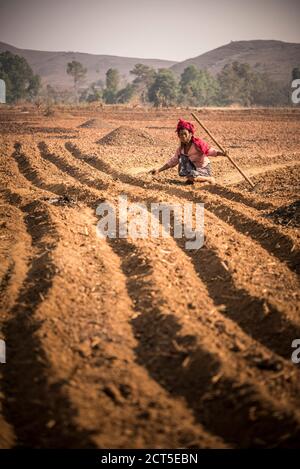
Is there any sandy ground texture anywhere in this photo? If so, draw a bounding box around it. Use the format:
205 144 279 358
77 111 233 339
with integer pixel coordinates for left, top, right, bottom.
0 104 300 448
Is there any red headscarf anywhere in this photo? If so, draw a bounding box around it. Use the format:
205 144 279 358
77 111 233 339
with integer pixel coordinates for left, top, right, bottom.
176 118 210 155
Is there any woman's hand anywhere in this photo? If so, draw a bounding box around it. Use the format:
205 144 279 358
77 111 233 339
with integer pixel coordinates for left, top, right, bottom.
149 163 169 175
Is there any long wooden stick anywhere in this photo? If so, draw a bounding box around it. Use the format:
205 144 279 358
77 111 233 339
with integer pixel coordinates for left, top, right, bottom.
191 112 255 188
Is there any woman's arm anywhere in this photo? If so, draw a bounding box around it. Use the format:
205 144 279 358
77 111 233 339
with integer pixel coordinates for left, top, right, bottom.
149 147 180 175
207 147 226 157
149 163 170 175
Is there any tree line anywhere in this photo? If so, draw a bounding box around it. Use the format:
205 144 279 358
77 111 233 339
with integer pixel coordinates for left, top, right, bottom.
1 50 299 106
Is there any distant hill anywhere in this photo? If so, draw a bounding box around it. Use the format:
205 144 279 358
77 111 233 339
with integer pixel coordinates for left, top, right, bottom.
171 40 300 83
0 41 178 89
1 40 299 90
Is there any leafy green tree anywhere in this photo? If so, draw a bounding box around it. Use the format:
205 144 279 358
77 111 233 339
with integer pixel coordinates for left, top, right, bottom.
102 68 120 103
130 63 156 103
179 65 220 106
217 61 289 106
130 63 156 86
251 73 289 106
0 51 41 103
66 60 87 103
179 65 199 91
147 69 179 106
102 88 116 104
116 83 135 103
217 61 249 105
218 61 259 105
106 68 119 92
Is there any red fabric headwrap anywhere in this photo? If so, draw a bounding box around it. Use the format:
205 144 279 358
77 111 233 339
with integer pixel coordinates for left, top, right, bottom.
176 118 195 135
176 118 210 155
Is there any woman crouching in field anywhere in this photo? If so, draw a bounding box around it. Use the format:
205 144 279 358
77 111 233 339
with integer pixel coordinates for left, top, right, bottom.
150 118 225 185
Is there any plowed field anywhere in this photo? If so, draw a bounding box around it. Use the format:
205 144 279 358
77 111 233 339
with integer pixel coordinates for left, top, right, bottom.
0 105 299 448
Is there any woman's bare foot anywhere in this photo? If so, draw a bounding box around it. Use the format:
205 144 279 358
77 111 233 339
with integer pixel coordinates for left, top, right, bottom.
208 176 216 185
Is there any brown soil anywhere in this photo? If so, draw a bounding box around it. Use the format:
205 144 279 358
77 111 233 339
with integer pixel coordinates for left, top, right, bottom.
0 106 300 449
264 201 300 228
97 125 164 146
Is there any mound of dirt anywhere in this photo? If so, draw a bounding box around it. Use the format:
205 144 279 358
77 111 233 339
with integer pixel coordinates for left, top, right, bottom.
97 126 163 146
78 119 100 128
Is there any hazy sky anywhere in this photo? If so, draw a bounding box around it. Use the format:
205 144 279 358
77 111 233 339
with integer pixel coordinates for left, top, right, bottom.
0 0 299 61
